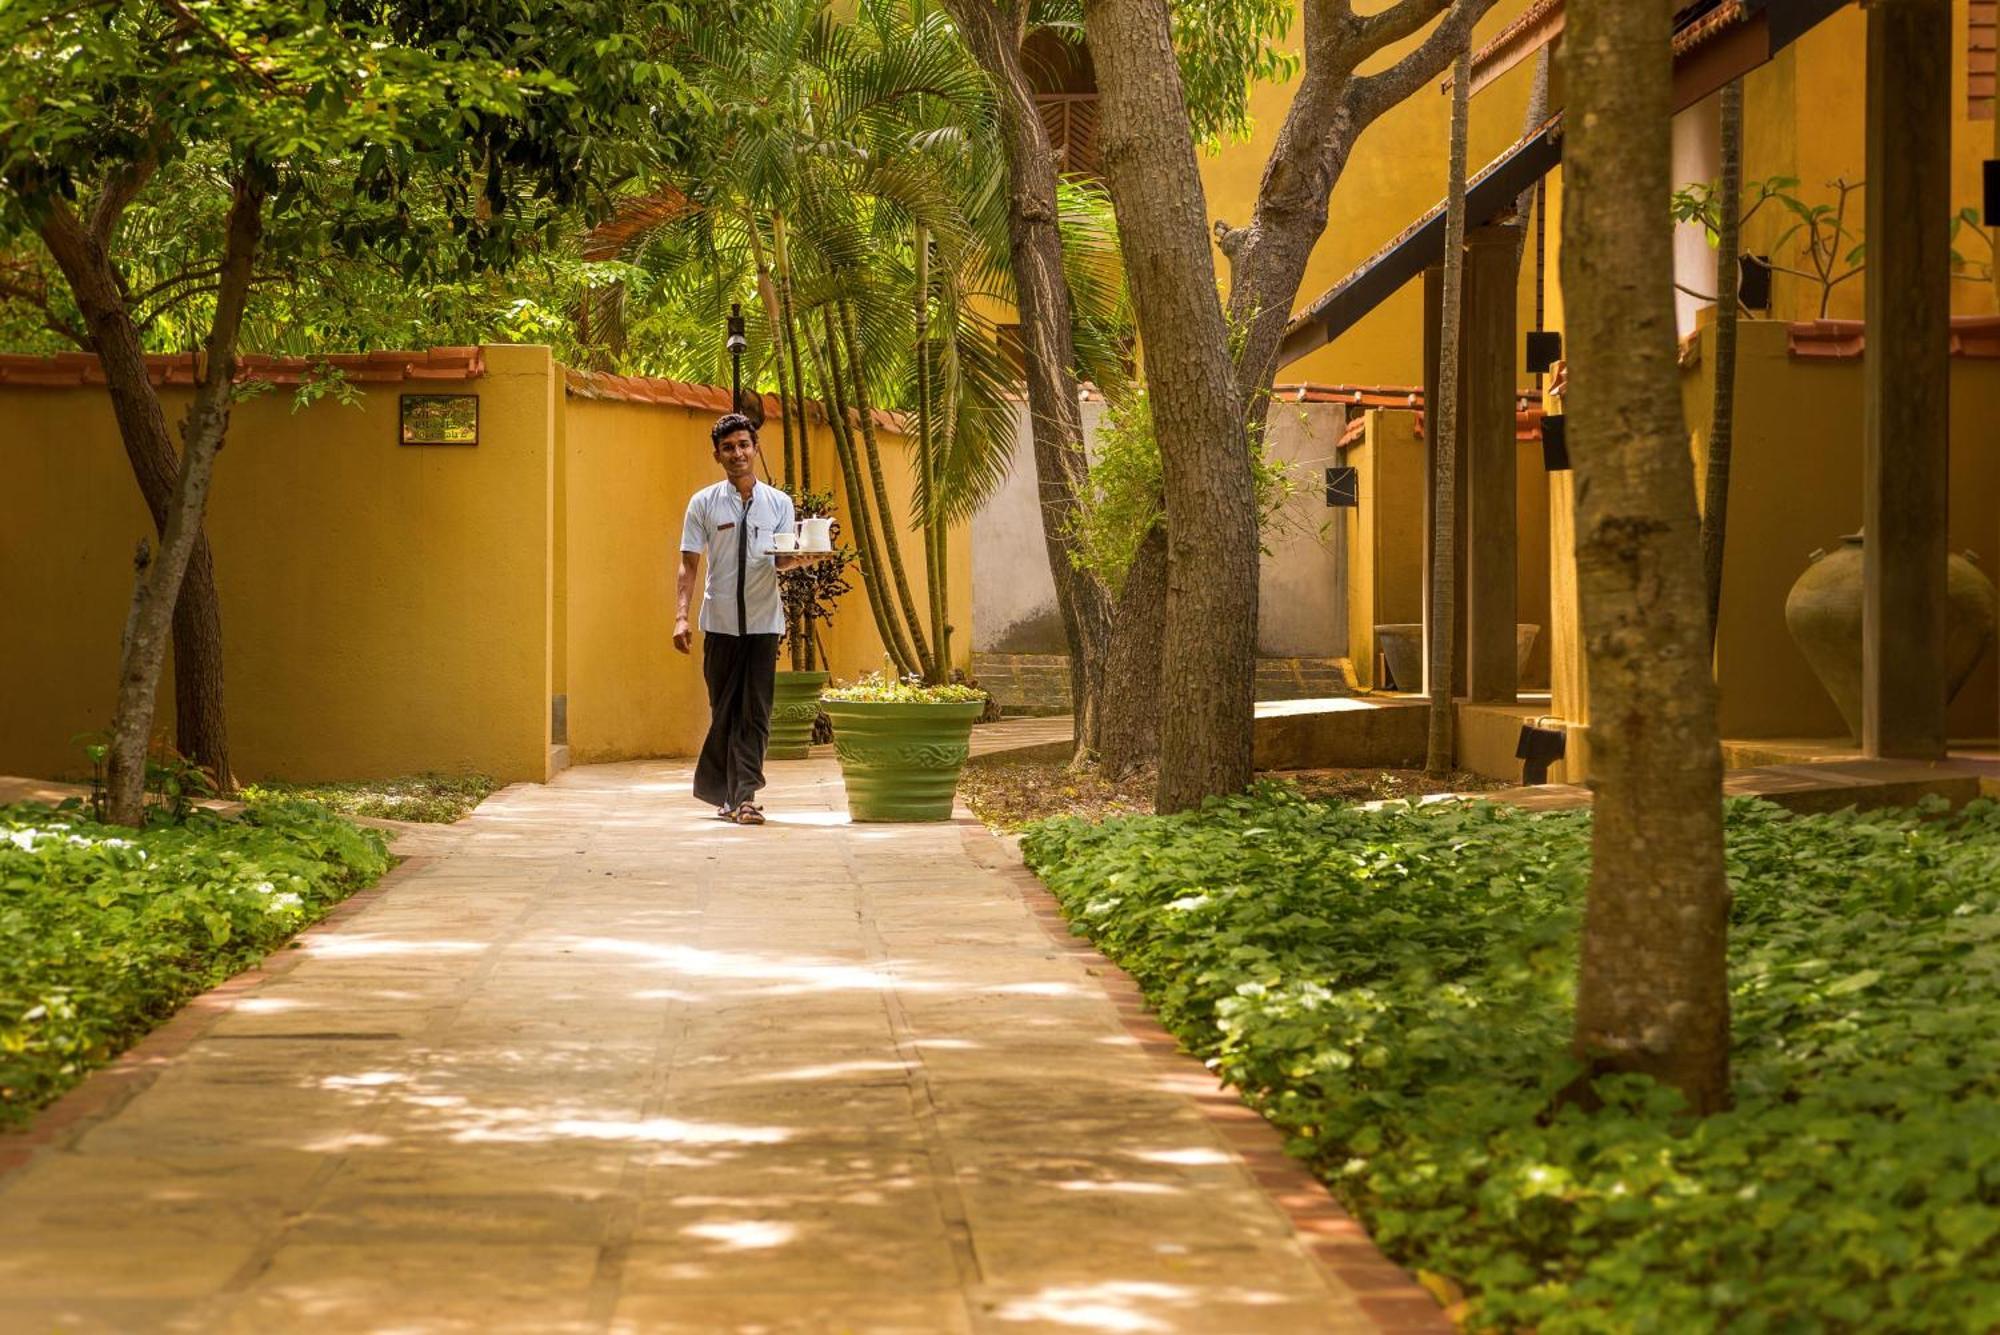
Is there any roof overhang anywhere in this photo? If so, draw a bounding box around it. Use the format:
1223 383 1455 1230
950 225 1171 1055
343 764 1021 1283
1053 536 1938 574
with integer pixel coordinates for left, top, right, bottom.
1275 116 1563 369
1277 0 1856 372
1454 0 1850 99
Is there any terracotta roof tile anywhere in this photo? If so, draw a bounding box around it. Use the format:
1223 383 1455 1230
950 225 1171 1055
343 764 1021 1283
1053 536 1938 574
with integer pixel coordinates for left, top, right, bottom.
0 346 484 389
562 367 908 434
1787 317 2000 360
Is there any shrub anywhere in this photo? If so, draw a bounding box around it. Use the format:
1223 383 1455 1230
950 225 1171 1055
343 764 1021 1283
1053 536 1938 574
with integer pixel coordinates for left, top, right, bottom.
1022 789 2000 1331
0 797 390 1123
821 671 985 705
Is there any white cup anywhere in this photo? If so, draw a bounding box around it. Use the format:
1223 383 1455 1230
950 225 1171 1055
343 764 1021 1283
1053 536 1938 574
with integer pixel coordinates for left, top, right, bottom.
771 530 798 552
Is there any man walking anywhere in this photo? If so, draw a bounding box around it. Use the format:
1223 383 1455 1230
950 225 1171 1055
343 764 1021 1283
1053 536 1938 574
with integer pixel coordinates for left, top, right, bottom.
675 412 826 824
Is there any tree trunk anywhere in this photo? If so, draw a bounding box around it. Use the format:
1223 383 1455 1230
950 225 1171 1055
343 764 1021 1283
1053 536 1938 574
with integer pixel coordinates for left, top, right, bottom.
1096 526 1167 777
1425 48 1472 777
940 0 1116 761
1083 0 1257 813
1563 0 1732 1115
101 177 265 825
914 228 948 684
747 218 798 493
1221 0 1497 425
809 306 919 677
838 300 936 679
1702 78 1744 653
753 232 809 671
38 199 234 793
774 216 813 496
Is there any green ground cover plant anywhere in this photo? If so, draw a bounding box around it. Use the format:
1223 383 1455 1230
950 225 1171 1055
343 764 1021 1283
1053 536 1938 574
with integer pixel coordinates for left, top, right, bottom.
1022 789 2000 1331
238 773 496 824
0 798 390 1125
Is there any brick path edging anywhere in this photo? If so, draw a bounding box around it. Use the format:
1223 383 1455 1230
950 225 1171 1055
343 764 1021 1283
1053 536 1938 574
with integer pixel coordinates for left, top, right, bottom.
0 855 435 1182
958 820 1455 1334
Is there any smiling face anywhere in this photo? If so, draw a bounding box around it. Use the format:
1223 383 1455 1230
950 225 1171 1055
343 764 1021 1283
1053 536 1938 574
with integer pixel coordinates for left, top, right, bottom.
713 428 758 483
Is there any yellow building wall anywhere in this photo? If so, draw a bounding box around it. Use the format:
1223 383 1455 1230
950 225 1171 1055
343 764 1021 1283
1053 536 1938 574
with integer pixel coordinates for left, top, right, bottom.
1342 408 1552 692
1681 319 2000 741
0 345 556 784
1343 411 1427 688
1742 5 1999 323
1199 0 1552 392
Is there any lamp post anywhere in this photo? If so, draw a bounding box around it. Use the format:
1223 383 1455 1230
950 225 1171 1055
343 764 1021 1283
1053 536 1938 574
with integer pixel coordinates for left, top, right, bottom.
727 302 747 412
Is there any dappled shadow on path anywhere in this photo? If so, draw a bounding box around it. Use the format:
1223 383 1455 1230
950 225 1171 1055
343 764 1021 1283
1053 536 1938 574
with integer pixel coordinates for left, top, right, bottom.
0 760 1373 1333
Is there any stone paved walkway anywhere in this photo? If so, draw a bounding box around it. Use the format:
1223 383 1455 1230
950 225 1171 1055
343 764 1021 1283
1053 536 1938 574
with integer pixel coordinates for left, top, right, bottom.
0 761 1423 1333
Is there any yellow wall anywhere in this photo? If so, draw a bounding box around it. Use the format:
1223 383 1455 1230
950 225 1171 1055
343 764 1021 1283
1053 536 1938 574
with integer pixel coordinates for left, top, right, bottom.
0 349 974 784
1199 0 1552 391
1343 407 1552 691
0 345 556 784
1680 319 2000 741
1343 411 1428 688
562 396 720 762
1197 0 1998 392
1741 5 1999 323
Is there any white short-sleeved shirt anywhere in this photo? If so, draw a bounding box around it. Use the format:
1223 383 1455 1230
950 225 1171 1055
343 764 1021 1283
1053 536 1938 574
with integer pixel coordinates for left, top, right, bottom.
681 480 795 637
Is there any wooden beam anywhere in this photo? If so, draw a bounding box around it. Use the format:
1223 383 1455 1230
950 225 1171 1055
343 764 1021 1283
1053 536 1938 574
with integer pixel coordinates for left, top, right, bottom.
1862 0 1952 759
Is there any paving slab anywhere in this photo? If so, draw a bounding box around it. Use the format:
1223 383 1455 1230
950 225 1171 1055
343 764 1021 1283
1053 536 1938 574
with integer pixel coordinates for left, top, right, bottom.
1 759 1438 1333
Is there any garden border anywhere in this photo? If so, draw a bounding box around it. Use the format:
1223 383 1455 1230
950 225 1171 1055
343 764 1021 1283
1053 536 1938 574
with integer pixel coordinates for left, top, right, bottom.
0 854 432 1182
957 820 1454 1333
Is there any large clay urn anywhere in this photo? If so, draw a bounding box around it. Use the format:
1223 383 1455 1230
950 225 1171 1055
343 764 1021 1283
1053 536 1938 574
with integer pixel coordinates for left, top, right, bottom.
1782 533 1998 741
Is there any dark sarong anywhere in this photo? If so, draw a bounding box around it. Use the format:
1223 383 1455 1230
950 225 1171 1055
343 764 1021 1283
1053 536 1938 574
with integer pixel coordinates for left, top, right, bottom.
694 632 781 809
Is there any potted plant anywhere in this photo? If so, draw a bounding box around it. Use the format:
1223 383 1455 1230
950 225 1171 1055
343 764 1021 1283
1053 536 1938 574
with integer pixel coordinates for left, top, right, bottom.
819 673 986 822
770 490 853 760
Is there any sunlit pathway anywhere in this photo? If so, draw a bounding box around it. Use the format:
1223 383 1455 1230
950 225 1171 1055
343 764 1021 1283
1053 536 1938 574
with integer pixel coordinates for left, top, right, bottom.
0 761 1413 1333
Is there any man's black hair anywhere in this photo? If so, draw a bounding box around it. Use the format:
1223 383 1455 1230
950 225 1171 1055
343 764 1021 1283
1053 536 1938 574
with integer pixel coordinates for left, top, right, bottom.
711 412 758 447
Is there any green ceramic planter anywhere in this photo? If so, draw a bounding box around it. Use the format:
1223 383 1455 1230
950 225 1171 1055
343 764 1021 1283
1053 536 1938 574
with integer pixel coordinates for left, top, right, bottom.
819 698 984 822
767 670 830 760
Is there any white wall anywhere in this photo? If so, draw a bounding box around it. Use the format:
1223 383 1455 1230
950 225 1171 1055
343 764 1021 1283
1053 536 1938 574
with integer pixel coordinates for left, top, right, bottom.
972 395 1348 657
1673 92 1724 338
972 397 1106 652
1258 398 1349 656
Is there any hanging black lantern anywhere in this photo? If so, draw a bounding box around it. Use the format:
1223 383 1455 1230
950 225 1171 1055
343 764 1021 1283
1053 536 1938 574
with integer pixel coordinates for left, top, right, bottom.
1737 255 1773 312
1324 465 1359 508
1984 160 1999 224
1524 330 1562 374
1541 414 1570 472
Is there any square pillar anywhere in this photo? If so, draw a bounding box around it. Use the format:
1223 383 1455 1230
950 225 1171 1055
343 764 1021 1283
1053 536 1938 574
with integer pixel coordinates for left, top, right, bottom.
1862 0 1952 759
1464 225 1520 703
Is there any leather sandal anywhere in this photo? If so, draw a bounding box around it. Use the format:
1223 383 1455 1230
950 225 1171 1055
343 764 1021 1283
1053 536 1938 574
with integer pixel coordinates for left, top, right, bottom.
733 803 766 825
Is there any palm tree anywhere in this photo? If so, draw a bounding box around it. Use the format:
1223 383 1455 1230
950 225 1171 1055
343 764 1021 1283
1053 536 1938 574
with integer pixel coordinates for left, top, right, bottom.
588 0 1128 683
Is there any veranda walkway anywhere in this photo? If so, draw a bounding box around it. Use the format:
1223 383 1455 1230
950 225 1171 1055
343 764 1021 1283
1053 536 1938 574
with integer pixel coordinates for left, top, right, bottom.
0 760 1438 1333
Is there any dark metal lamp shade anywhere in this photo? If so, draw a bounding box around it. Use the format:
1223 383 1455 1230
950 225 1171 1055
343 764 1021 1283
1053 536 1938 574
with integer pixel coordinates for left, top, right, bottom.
1737 255 1773 312
1525 330 1562 374
1540 414 1570 472
1324 465 1359 508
